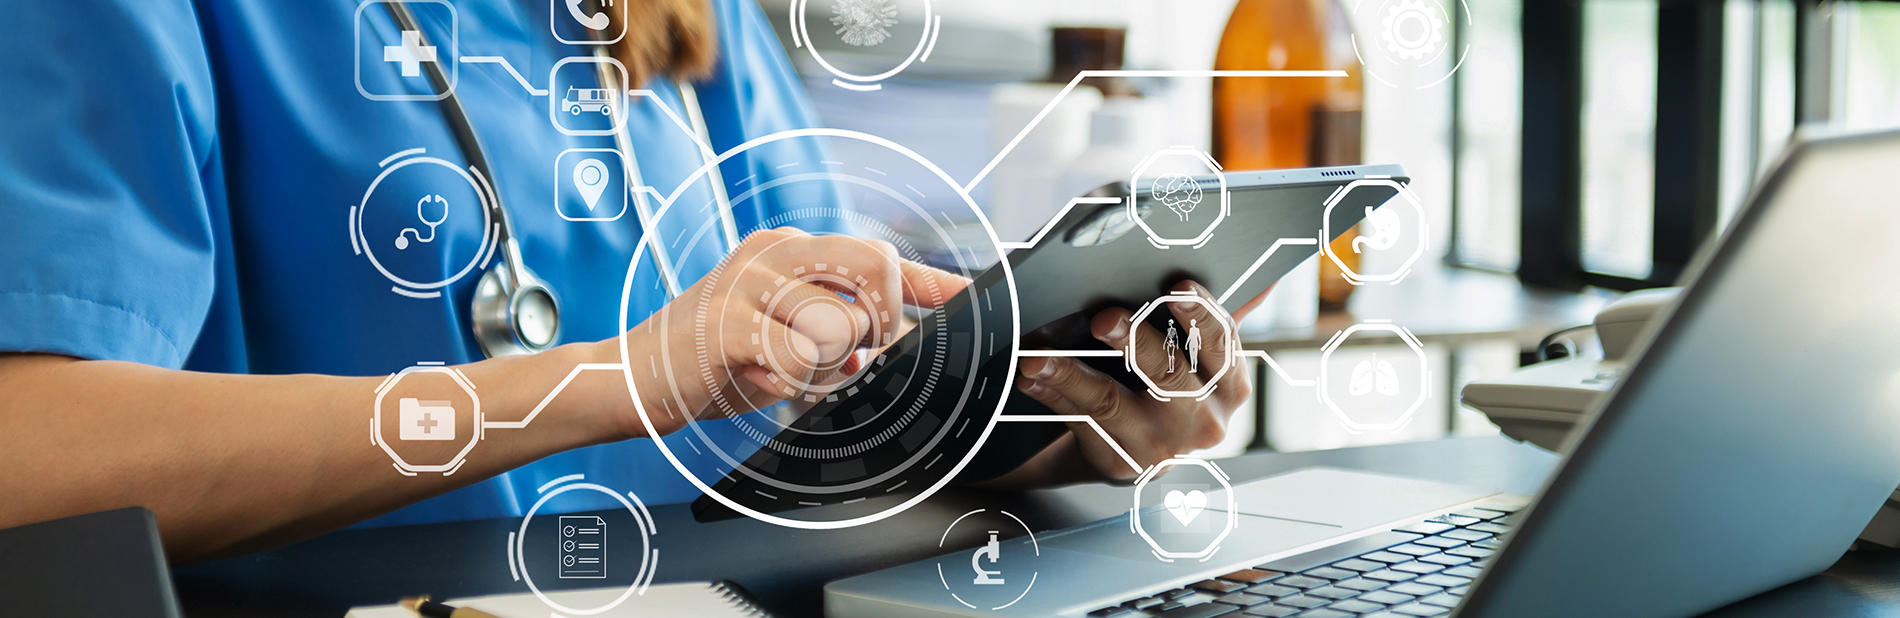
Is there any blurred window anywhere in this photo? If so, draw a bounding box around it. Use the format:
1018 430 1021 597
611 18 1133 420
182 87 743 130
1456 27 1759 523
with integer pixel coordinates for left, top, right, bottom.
1578 0 1658 279
1452 0 1523 271
1718 0 1797 228
1831 2 1900 130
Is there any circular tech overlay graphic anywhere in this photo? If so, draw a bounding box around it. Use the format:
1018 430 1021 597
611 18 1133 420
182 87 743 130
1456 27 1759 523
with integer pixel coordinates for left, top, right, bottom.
1349 0 1472 90
349 148 498 299
789 0 941 91
507 475 659 617
618 129 1018 529
935 509 1041 611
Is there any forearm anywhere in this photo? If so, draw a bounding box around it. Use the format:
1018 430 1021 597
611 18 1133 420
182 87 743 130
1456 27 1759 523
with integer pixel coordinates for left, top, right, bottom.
0 342 627 562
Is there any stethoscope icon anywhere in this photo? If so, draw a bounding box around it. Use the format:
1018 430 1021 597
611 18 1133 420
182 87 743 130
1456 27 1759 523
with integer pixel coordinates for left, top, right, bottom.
394 194 449 250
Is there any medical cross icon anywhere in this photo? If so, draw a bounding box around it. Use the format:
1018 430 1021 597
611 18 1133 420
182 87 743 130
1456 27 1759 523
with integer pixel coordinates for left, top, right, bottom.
384 30 438 77
398 398 456 441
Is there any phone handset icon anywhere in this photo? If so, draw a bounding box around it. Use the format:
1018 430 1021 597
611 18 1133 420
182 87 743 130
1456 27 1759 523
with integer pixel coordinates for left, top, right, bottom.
1353 205 1402 253
566 0 612 31
395 194 448 250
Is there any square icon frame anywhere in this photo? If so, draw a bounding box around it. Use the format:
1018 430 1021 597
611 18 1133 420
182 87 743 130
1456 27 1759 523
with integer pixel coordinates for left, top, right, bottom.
551 0 628 45
354 0 459 101
548 57 629 136
556 148 629 222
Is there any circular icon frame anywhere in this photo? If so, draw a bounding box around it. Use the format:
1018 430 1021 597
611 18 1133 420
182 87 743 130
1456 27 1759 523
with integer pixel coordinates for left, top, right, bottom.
350 149 499 299
936 508 1041 611
789 0 942 91
507 476 659 616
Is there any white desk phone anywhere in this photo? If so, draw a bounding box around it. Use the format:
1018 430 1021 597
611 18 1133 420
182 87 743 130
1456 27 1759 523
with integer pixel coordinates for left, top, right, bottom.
1462 288 1900 548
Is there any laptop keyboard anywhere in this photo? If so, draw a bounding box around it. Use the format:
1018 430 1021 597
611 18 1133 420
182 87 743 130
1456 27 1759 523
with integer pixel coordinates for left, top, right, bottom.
1086 503 1520 618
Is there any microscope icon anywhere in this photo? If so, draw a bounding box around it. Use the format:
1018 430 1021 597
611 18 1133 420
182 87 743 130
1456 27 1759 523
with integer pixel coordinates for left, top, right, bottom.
972 531 1004 585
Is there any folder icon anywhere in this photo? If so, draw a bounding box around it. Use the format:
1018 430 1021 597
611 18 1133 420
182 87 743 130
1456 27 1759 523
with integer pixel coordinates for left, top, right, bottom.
398 398 456 441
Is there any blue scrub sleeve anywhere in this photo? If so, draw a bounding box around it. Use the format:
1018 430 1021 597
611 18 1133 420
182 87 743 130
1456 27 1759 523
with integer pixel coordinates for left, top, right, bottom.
696 0 843 234
0 0 221 369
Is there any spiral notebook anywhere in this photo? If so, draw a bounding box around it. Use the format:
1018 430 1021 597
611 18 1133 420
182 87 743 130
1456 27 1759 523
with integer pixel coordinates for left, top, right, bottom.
344 582 771 618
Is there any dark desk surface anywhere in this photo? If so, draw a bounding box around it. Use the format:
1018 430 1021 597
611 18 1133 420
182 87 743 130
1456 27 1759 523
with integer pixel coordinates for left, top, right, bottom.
174 436 1900 617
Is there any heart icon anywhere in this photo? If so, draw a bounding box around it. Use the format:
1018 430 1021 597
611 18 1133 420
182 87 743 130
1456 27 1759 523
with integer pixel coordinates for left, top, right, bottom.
1163 489 1207 525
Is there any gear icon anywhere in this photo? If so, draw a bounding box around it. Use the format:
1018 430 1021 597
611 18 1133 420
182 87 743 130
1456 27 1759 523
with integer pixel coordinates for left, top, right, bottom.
1381 0 1445 61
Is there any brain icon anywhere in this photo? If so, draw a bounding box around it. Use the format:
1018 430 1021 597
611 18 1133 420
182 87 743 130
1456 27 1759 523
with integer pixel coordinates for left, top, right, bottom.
1150 173 1204 221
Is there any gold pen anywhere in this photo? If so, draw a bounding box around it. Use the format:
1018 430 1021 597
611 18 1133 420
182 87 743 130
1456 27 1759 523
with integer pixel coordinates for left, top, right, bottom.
399 595 506 618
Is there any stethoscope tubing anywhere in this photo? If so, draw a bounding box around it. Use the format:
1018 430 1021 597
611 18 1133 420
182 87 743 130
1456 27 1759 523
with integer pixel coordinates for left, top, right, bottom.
379 2 739 357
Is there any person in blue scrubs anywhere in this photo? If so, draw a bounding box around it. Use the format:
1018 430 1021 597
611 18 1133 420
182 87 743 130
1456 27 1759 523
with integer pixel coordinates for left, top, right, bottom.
0 0 1257 562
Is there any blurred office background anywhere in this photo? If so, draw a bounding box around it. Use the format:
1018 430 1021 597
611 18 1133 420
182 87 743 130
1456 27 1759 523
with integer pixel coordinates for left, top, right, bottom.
758 0 1900 455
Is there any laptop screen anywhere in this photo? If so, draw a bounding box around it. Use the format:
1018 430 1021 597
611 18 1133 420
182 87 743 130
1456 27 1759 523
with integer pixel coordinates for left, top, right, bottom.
1461 129 1900 618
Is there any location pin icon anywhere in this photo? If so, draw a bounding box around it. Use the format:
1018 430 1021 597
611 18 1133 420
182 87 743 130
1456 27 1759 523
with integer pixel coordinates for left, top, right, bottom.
573 158 610 211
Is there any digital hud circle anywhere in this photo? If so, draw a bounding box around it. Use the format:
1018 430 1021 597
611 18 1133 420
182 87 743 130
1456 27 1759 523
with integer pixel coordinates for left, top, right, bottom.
349 148 497 299
507 476 659 616
1350 0 1471 90
790 0 941 90
619 129 1018 529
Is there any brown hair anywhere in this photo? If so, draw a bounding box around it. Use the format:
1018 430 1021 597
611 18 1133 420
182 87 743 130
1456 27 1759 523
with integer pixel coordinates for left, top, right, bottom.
611 0 720 87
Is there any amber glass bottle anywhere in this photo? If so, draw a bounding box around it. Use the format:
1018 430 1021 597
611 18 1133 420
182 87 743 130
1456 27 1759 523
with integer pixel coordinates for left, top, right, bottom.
1212 0 1365 309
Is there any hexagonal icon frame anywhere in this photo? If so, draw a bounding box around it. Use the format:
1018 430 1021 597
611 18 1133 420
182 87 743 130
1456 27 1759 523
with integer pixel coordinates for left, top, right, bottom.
1316 321 1431 432
372 363 484 475
1128 148 1229 249
1321 179 1430 284
1124 291 1239 400
1131 457 1237 562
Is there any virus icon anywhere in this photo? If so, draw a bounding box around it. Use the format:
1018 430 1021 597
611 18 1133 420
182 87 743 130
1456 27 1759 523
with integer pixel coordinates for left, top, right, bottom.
1381 0 1444 61
830 0 899 47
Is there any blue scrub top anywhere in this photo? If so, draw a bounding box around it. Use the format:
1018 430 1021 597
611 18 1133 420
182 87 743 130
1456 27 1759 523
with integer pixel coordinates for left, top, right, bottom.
0 0 828 526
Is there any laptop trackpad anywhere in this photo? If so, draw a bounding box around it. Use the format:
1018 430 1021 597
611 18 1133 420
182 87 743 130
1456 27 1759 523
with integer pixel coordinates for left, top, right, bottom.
1226 467 1501 531
1040 508 1345 565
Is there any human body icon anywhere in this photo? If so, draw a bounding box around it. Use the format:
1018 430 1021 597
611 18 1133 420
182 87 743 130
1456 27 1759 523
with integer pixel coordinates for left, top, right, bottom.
395 194 448 250
1165 320 1180 373
1185 319 1202 373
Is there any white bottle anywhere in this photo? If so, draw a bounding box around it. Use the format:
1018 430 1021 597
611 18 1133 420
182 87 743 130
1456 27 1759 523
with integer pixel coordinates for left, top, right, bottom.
1058 96 1164 200
986 83 1102 243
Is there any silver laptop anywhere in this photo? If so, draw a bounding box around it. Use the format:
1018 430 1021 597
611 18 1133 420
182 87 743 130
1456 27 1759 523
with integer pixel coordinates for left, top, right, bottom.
826 128 1900 618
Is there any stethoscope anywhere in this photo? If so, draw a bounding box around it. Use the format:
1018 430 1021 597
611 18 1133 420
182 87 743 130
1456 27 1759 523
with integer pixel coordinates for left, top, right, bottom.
382 3 738 358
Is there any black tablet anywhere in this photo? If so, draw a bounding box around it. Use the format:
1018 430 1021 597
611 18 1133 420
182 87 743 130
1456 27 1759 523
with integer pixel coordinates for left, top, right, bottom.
692 164 1410 523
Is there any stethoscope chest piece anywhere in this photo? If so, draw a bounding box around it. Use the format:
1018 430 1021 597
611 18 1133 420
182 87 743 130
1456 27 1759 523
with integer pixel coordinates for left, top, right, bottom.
471 239 561 357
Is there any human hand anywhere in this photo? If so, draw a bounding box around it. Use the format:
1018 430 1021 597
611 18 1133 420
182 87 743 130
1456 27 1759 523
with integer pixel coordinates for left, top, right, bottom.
1013 280 1253 482
612 227 970 439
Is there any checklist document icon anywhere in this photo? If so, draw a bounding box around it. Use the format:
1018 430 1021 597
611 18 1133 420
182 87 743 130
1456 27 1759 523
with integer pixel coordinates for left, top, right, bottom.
559 515 606 578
